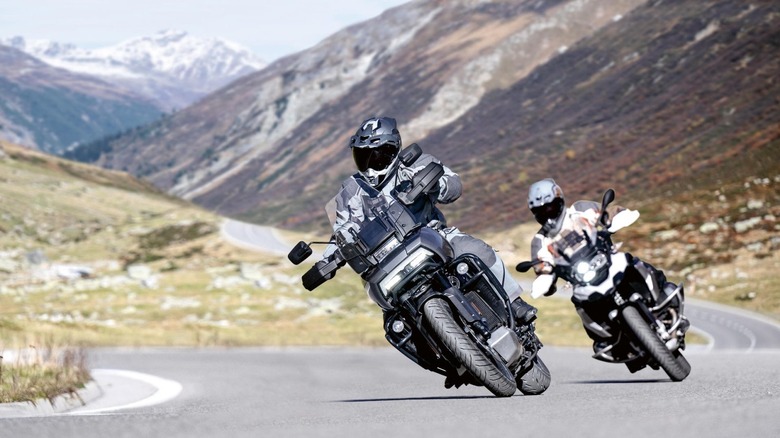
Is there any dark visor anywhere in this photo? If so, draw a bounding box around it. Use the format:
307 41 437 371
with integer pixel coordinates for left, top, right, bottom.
353 144 398 172
531 198 564 224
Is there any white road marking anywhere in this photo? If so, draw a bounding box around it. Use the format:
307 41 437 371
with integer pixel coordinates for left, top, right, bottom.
67 369 183 415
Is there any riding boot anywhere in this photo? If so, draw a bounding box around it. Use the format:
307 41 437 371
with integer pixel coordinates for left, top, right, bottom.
511 297 537 325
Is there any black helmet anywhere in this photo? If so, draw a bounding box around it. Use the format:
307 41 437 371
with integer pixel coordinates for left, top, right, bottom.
349 116 402 186
528 178 565 228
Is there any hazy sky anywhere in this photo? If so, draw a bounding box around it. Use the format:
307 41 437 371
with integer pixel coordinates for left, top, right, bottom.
0 0 410 61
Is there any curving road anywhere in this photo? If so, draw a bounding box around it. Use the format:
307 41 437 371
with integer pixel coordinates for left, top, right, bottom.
2 346 779 437
685 298 780 351
2 222 779 437
221 219 294 256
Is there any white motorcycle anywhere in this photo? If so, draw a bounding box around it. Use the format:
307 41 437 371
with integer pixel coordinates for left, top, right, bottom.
516 189 691 381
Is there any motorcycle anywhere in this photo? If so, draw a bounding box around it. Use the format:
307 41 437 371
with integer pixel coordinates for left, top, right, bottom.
288 144 550 397
516 188 691 381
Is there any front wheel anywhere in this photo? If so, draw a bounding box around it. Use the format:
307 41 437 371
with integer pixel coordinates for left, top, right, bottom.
423 297 517 397
517 355 551 395
622 306 690 381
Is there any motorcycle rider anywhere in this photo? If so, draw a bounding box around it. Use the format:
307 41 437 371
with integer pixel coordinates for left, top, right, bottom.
320 116 537 325
524 178 683 352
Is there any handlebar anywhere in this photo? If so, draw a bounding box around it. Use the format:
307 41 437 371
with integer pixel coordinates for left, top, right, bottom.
302 251 345 291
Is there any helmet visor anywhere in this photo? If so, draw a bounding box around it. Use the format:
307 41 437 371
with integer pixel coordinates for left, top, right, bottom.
352 144 398 172
531 198 564 225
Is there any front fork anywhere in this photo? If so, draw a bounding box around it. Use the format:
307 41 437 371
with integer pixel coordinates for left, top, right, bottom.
614 291 686 352
429 271 492 338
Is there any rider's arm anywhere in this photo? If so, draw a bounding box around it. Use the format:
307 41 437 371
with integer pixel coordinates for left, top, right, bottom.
530 234 554 275
437 162 461 204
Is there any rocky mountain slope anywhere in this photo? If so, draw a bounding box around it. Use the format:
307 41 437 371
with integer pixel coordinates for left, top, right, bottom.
68 0 778 236
421 0 780 230
0 45 162 154
69 0 645 224
3 31 265 111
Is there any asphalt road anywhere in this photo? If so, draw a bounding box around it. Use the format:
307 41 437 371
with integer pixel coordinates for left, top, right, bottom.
220 219 295 256
3 222 778 437
2 345 779 438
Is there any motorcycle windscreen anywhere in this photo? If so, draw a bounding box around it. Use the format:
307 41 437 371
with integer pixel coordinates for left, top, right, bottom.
325 177 389 228
325 194 339 227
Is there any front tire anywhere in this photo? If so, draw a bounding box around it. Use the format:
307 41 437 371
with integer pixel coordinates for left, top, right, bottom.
622 306 690 381
423 297 517 397
518 356 551 395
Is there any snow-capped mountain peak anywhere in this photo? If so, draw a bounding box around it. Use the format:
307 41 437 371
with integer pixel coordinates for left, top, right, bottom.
95 30 266 78
1 31 266 109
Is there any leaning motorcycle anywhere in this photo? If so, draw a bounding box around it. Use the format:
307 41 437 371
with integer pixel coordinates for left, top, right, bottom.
516 188 691 381
288 145 550 397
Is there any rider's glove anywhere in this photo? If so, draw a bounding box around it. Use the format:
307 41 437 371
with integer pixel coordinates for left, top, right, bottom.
535 261 554 275
437 178 458 203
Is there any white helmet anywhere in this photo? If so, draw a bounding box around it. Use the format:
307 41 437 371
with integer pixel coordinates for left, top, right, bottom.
527 178 565 230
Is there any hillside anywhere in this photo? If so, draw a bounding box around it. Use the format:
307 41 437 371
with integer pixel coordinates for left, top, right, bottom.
422 0 780 230
68 0 779 238
68 0 646 223
0 45 162 154
281 0 780 232
0 141 389 347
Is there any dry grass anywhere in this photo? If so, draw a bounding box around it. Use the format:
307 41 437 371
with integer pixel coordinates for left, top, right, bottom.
0 340 91 404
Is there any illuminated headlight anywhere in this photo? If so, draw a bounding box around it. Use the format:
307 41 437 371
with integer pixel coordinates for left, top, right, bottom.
456 263 469 275
372 236 401 262
379 248 434 295
574 253 609 284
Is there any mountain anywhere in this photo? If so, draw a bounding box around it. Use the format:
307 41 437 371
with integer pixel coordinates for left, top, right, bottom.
420 0 780 230
67 0 647 225
0 45 162 154
66 0 779 234
3 30 266 110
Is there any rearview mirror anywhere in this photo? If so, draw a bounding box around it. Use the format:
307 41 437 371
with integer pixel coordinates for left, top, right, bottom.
288 241 313 265
600 188 615 226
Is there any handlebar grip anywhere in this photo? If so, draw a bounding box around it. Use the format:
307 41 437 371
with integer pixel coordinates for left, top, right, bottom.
301 257 342 291
302 265 328 291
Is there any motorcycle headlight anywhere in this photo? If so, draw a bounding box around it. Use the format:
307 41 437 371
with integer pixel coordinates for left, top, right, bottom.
372 236 400 263
574 253 609 284
379 248 434 296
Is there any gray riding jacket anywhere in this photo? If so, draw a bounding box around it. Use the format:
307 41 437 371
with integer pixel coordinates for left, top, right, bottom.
323 153 461 257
